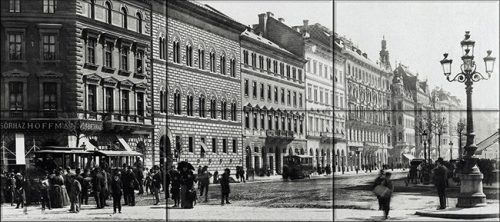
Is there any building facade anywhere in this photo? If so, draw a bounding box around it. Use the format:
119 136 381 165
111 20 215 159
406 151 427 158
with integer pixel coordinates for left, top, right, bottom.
294 21 334 170
340 36 393 172
164 1 247 173
333 34 347 173
1 0 153 169
241 12 307 175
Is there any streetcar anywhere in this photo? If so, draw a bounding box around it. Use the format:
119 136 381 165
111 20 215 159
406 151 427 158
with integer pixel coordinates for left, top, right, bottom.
282 155 314 180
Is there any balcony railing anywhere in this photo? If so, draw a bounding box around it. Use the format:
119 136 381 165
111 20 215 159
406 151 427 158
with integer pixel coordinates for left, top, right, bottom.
266 130 295 139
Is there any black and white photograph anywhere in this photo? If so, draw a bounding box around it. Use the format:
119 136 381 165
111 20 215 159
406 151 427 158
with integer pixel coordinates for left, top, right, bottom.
0 0 499 222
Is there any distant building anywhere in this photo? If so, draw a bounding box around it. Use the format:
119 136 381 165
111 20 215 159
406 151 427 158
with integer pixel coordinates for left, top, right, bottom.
293 21 334 170
241 12 307 174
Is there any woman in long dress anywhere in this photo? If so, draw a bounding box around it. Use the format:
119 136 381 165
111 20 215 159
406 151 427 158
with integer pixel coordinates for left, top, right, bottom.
51 170 64 208
179 167 195 209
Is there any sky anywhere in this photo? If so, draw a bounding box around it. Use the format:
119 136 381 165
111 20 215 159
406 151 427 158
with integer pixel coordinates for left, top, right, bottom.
199 1 333 31
335 1 500 110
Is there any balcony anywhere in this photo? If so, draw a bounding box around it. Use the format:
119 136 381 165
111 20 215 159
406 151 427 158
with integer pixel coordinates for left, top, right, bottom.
266 130 295 140
321 131 334 143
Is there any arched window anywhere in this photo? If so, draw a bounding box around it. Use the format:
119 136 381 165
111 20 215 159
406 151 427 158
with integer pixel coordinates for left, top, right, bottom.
90 0 95 19
186 94 193 116
220 100 227 120
173 90 181 115
173 39 180 63
160 91 166 113
185 42 193 67
105 1 112 24
136 12 142 33
198 95 206 118
219 53 226 74
209 50 216 72
121 7 128 29
210 98 216 119
230 102 237 121
197 46 205 70
159 37 164 59
229 58 236 77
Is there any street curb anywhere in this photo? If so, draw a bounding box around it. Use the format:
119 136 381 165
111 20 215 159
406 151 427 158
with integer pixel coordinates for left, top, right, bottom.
415 208 500 219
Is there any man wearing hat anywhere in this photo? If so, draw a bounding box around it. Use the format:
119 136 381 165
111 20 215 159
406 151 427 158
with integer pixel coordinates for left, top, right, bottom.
432 157 448 210
15 173 25 209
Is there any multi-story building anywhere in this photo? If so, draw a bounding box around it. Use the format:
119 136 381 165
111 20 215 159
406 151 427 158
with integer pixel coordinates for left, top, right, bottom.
293 21 334 170
241 12 307 174
339 35 393 172
391 64 417 166
333 33 347 173
164 1 247 173
1 0 153 170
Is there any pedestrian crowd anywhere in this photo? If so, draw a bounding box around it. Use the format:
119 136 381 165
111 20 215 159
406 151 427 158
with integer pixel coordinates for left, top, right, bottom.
0 157 168 214
165 161 238 209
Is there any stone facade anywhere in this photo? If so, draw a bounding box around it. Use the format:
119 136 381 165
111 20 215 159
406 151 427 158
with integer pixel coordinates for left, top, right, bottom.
164 1 247 173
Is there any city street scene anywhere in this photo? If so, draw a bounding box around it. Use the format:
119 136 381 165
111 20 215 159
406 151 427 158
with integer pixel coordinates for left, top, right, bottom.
0 0 334 221
334 1 500 221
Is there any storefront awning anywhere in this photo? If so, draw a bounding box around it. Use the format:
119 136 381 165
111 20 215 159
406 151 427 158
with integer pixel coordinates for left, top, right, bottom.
116 135 132 151
402 153 415 161
94 150 143 157
15 133 25 165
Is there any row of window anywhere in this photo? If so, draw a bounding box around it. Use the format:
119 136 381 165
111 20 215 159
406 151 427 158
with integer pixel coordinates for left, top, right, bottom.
170 38 238 77
307 116 332 133
88 0 144 33
244 110 304 134
169 91 237 121
9 0 56 13
305 57 334 81
347 104 391 125
85 37 145 75
7 32 59 61
348 128 391 145
86 84 145 117
244 80 303 108
242 50 303 82
347 62 390 91
7 81 57 117
174 136 238 155
348 82 390 107
306 86 333 106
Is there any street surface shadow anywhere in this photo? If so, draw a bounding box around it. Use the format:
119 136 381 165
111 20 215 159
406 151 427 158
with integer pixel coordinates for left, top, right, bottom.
345 215 408 221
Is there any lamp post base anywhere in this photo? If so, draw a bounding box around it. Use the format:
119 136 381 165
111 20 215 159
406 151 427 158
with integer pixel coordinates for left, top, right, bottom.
456 172 487 208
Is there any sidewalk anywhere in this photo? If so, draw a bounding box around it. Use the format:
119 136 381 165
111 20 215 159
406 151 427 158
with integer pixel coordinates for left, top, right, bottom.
0 203 167 221
167 204 333 221
334 168 408 178
231 174 333 184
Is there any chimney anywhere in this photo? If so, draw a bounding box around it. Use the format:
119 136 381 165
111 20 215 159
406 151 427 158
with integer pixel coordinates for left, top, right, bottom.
362 53 367 58
258 13 268 37
278 18 285 23
303 19 309 31
266 11 274 18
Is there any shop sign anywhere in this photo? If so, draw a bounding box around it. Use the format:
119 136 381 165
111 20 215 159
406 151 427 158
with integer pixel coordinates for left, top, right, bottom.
0 120 103 131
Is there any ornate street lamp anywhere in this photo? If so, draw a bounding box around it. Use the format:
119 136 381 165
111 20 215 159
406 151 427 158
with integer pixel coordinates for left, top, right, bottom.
449 140 454 160
440 31 496 208
422 130 430 185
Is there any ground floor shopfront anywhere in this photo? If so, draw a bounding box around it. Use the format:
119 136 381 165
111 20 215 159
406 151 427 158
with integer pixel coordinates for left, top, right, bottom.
0 119 152 172
243 130 307 175
336 141 390 173
307 133 334 170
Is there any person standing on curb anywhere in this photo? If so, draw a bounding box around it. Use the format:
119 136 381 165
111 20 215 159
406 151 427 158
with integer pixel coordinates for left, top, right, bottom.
111 169 123 214
432 157 448 210
372 170 385 210
220 168 231 206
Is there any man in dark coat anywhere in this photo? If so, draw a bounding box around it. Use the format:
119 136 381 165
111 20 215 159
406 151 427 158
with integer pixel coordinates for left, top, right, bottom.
80 169 91 205
93 168 104 209
220 168 231 205
111 169 123 214
123 166 137 206
69 174 81 213
433 158 449 210
170 169 181 207
14 173 25 209
152 166 161 205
